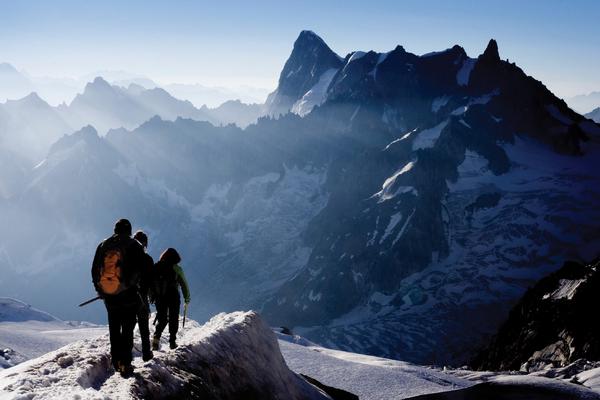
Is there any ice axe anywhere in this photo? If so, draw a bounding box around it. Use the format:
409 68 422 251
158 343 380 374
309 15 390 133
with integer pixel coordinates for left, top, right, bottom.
182 303 188 328
78 295 101 307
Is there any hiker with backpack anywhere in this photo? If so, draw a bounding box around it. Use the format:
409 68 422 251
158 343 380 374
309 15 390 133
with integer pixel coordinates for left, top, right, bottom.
133 230 154 362
151 248 191 350
91 218 145 376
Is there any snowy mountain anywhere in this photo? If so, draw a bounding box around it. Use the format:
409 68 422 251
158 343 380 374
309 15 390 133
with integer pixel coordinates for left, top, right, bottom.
1 31 599 368
586 107 600 123
261 33 600 364
265 30 344 116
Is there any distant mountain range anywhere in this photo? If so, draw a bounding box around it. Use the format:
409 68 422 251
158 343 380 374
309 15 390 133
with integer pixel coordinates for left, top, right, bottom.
0 63 269 107
568 92 600 114
0 77 264 188
0 31 599 366
586 107 600 123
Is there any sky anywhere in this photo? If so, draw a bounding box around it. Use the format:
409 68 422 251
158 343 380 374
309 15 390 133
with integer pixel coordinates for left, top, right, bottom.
0 0 598 98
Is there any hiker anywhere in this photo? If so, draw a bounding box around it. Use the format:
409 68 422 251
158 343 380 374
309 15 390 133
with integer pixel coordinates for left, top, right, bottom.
91 218 144 376
151 248 191 350
133 230 154 361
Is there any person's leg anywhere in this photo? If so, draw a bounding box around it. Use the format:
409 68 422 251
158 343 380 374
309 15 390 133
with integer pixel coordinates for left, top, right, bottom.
153 300 168 349
168 296 181 348
105 302 122 369
137 301 152 360
121 306 137 367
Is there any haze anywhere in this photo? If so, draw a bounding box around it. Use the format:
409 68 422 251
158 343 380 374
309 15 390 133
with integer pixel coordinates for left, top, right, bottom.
1 0 599 105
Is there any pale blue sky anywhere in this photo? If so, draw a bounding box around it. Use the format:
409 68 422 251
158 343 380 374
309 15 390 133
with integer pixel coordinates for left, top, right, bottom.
0 0 598 97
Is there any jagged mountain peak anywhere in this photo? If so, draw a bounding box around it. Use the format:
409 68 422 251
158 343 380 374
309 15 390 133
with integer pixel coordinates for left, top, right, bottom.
83 76 114 92
295 30 328 46
266 30 344 116
480 38 500 63
451 44 468 58
48 125 100 154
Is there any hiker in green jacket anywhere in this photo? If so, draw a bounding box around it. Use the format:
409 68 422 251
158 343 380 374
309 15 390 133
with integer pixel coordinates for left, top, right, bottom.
151 248 191 350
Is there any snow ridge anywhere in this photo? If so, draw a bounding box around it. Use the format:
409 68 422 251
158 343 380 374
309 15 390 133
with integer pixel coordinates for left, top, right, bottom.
0 312 332 400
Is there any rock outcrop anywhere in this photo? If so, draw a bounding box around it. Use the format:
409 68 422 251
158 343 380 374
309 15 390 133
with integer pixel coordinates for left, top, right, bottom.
472 258 600 371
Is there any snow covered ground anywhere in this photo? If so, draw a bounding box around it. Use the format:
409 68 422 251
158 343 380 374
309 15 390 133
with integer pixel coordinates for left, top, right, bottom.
0 311 331 400
0 298 105 368
277 331 470 399
1 300 599 399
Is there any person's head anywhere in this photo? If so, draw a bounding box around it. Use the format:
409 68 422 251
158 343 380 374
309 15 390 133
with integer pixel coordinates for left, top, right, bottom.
133 230 148 248
114 218 132 236
159 248 181 265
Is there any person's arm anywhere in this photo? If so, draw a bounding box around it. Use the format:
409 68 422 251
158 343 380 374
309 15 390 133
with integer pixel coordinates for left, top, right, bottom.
174 264 191 303
91 243 103 294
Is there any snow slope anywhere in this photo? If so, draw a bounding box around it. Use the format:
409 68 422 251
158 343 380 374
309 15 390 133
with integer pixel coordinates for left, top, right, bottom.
0 311 332 400
277 331 471 399
0 298 104 368
1 305 599 399
0 304 473 400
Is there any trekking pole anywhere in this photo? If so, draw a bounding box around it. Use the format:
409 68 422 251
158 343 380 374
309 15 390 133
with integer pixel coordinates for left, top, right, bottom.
78 295 101 307
182 303 188 328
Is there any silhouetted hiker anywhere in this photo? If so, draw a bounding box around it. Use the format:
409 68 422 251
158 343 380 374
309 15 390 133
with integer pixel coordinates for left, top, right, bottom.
91 218 144 377
133 230 154 361
151 248 191 350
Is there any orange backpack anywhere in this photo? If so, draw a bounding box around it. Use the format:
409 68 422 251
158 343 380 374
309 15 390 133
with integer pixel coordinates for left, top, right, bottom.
99 248 125 295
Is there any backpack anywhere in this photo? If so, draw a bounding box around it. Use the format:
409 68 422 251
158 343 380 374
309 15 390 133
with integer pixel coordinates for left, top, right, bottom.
98 240 127 295
153 261 178 297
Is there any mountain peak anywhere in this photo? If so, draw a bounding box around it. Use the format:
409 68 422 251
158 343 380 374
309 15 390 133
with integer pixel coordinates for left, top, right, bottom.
48 125 100 156
480 39 500 62
86 76 112 90
266 31 343 115
7 92 48 107
295 30 325 45
22 92 44 103
291 30 339 59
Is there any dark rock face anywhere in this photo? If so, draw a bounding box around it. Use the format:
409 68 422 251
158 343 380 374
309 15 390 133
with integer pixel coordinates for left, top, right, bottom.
265 31 344 116
472 258 600 371
479 39 500 63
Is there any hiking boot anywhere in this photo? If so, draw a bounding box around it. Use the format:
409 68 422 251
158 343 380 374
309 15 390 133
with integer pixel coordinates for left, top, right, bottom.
119 363 134 378
151 336 160 351
169 338 177 349
142 351 154 362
